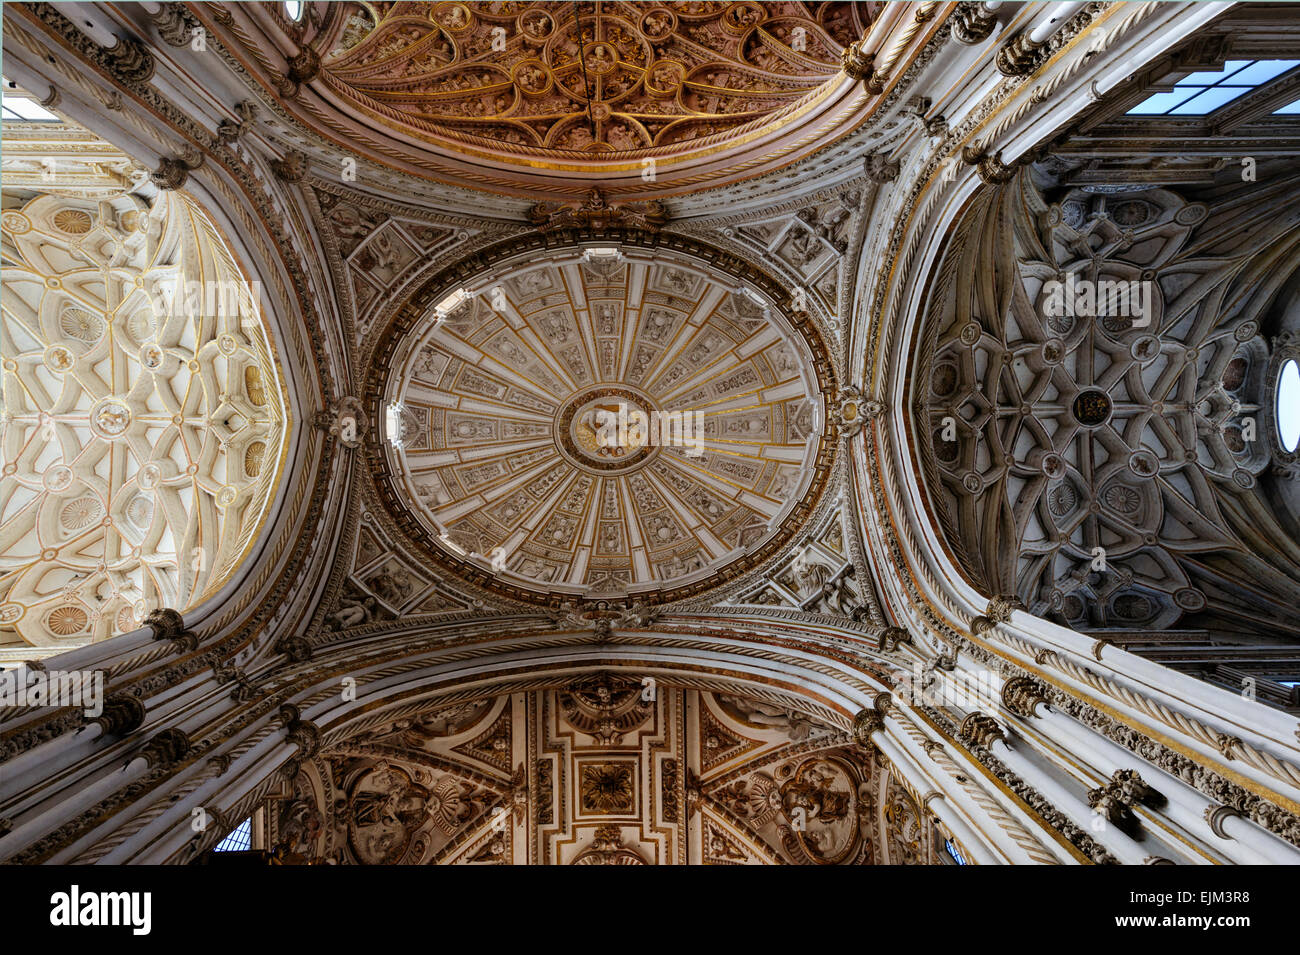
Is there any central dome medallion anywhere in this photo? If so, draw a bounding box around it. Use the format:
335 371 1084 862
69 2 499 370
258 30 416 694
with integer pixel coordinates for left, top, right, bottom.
556 385 663 475
376 242 830 602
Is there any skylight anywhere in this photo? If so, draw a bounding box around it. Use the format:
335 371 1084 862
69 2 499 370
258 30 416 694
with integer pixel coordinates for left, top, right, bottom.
945 838 968 865
213 818 252 852
1277 359 1300 453
1127 59 1300 116
2 84 57 122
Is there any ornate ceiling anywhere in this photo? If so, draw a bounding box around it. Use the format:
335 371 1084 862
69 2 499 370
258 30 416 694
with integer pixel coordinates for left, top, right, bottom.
0 176 288 652
258 680 936 865
376 243 830 600
207 0 902 198
318 1 872 157
916 172 1300 640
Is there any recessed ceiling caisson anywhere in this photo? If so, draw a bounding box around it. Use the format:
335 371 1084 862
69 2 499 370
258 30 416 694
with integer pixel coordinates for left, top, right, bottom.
369 238 833 604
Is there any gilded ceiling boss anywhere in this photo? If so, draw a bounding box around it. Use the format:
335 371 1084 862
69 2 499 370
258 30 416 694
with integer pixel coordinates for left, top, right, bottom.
0 1 1297 887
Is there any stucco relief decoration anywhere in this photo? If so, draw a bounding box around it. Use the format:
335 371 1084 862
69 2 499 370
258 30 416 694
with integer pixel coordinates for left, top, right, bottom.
0 191 288 650
257 687 896 864
317 1 875 159
380 246 826 599
919 175 1300 634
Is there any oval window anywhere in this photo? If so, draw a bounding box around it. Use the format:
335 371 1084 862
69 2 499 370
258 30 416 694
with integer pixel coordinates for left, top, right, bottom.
1278 358 1300 452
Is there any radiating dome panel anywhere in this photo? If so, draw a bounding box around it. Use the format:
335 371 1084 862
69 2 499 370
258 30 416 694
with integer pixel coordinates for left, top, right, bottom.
379 244 828 600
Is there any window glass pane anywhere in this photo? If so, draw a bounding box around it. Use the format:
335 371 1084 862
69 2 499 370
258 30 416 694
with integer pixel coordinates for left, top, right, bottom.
1278 359 1300 452
1168 85 1253 115
1127 89 1200 115
1225 59 1300 84
1174 61 1253 86
213 818 252 852
1 96 57 121
1129 60 1300 116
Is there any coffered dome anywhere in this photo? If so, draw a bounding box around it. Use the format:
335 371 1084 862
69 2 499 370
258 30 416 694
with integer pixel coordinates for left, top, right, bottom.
0 189 288 650
373 240 831 603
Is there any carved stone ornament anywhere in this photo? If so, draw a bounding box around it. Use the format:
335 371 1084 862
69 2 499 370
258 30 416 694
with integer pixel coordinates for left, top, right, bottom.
147 3 192 46
1001 677 1048 719
865 153 900 184
91 695 147 737
832 386 866 437
274 635 314 663
528 189 668 234
288 45 321 84
280 704 321 758
144 608 198 652
101 36 155 84
841 41 875 81
271 150 309 183
150 157 190 191
1088 768 1165 837
995 32 1043 76
953 2 1000 45
138 728 191 769
315 397 367 450
852 698 891 745
216 102 257 145
958 711 1005 748
1205 803 1244 839
985 595 1025 624
961 144 1017 185
879 626 913 653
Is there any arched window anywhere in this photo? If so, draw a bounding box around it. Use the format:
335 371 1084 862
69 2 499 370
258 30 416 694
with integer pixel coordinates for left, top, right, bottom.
1277 359 1300 453
284 2 304 22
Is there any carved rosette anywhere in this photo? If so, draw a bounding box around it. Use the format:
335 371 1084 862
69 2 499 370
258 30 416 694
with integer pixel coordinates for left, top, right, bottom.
271 150 310 183
865 153 900 184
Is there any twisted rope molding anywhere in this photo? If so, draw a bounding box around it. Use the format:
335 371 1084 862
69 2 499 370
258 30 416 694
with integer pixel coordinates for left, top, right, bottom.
888 706 1063 864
